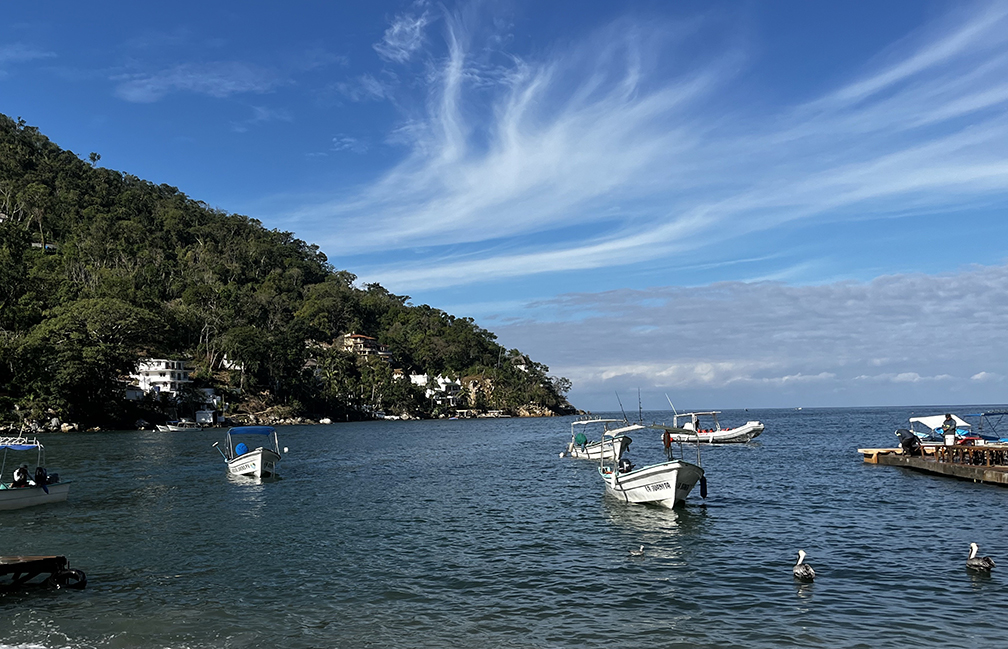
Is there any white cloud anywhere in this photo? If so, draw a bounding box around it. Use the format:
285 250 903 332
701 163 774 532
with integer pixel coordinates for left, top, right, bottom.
374 11 431 63
231 106 292 133
280 4 1008 293
489 262 1008 406
113 62 284 103
0 43 56 65
332 135 368 154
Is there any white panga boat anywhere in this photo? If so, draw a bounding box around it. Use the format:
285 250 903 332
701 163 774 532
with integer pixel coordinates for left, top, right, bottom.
0 437 70 511
562 418 637 460
156 418 201 432
660 410 763 444
213 426 283 478
597 429 705 509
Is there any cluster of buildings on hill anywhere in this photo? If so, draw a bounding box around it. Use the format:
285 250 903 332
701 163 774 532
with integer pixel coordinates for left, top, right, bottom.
123 333 466 421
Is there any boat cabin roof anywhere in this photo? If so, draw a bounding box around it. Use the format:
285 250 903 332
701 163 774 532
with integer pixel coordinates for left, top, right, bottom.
226 426 277 436
0 436 42 451
571 419 623 426
909 414 970 430
680 411 721 417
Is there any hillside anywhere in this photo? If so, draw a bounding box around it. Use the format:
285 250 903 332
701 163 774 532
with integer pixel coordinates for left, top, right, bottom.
0 114 575 428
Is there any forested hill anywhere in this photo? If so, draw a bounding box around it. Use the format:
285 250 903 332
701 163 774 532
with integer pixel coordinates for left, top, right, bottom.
0 114 575 427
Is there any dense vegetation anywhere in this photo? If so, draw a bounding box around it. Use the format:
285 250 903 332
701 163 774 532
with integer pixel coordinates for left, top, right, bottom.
0 114 574 427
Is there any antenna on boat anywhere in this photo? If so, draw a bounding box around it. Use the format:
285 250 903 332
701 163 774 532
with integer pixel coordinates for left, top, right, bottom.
665 394 679 417
212 441 227 461
638 389 643 423
615 392 628 423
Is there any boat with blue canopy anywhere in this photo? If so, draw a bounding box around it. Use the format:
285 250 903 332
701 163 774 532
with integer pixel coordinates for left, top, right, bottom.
213 426 283 478
0 436 70 510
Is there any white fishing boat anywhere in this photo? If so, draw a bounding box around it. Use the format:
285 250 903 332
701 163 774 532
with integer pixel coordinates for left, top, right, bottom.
156 418 201 432
0 437 70 511
562 419 637 460
661 410 763 444
597 429 705 509
213 426 283 478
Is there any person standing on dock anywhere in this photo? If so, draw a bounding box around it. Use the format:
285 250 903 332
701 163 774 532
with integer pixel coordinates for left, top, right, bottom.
942 414 957 444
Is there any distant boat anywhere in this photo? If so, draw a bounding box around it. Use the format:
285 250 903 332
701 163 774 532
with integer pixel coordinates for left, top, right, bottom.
0 436 70 511
156 418 201 432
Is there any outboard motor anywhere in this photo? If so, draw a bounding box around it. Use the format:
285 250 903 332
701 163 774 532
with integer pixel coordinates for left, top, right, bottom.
895 428 922 457
618 457 634 473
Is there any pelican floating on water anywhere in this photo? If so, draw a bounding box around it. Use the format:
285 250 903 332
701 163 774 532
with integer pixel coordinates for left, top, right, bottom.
967 543 995 572
793 550 815 581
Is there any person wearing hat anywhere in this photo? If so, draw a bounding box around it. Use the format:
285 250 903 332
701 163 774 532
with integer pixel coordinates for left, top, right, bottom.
12 464 30 488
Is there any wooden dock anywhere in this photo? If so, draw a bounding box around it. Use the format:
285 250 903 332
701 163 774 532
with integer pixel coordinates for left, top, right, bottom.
0 555 87 590
859 445 1008 486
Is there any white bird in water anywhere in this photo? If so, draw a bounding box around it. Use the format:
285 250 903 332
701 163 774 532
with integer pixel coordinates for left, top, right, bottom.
967 543 995 572
793 550 815 581
629 545 645 557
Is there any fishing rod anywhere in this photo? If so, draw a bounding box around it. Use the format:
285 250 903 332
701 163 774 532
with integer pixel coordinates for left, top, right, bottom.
615 391 628 423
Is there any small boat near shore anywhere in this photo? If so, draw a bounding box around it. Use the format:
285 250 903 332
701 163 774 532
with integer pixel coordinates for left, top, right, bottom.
0 437 70 511
156 418 201 432
659 410 764 444
213 426 282 478
563 418 637 460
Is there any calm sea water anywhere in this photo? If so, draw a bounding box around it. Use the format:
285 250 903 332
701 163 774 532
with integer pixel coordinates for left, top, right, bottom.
2 406 1007 648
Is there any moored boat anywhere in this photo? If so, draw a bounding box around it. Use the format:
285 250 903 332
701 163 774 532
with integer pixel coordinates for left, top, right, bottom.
213 426 282 478
0 437 70 511
597 429 705 508
563 418 636 460
156 418 201 432
661 410 763 444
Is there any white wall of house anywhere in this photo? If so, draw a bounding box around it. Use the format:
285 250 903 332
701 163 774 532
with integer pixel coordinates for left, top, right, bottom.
131 358 192 398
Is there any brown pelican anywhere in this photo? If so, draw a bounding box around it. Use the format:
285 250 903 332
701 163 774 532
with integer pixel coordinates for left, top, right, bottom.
967 543 996 572
793 550 815 581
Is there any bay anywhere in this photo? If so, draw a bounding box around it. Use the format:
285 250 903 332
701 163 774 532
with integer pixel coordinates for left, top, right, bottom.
1 406 1006 648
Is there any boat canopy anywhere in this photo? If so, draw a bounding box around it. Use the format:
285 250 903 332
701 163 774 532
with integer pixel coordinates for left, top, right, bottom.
0 437 42 451
909 415 970 431
227 426 276 436
571 419 623 426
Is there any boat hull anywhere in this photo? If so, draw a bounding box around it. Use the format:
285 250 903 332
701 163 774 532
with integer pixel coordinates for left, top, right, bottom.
0 482 71 511
227 448 281 478
600 461 703 508
568 435 631 461
670 421 763 444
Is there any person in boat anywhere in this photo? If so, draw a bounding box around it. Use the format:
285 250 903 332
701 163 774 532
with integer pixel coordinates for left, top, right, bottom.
942 414 956 440
12 464 30 488
662 429 673 460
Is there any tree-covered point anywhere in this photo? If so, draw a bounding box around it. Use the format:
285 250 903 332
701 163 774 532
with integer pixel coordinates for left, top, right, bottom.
0 113 575 426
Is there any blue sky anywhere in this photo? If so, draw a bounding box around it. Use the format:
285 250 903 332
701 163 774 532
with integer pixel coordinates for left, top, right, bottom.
2 1 1007 410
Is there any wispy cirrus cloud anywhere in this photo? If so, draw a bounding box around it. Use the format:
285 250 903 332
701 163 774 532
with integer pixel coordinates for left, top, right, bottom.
282 3 1008 293
113 61 285 103
0 42 56 65
374 10 431 63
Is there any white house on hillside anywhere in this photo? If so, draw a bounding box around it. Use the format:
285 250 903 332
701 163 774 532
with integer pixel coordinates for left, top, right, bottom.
131 359 192 398
410 374 462 406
